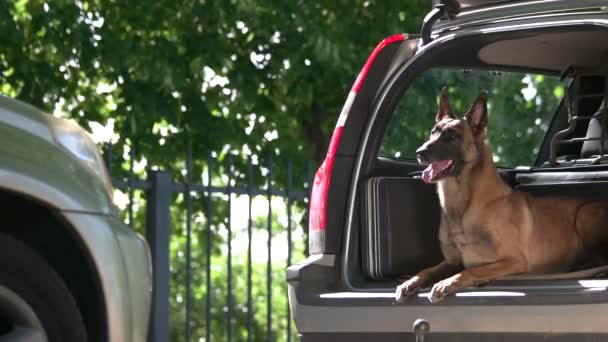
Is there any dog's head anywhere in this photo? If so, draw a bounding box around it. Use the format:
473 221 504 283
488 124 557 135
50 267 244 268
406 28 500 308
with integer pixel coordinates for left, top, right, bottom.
417 87 488 183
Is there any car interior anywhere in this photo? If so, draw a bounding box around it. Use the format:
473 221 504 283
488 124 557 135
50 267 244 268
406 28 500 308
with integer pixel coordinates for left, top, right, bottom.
352 26 608 291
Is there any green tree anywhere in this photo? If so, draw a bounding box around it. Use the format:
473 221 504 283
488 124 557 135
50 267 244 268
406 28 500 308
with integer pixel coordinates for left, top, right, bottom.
0 0 427 171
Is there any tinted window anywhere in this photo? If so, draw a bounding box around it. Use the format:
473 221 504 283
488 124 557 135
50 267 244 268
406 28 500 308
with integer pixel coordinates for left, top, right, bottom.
380 68 563 167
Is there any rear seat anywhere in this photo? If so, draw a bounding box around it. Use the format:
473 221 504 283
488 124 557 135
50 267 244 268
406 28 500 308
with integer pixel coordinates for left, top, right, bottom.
518 100 608 197
581 101 608 160
542 100 608 167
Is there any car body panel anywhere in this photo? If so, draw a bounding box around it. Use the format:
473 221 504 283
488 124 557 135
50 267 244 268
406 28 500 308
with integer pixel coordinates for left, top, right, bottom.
289 256 608 338
0 96 116 215
308 35 418 255
62 211 152 342
291 294 608 333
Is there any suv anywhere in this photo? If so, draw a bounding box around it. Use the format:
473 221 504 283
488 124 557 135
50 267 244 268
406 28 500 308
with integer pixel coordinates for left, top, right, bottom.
287 1 608 341
0 95 151 341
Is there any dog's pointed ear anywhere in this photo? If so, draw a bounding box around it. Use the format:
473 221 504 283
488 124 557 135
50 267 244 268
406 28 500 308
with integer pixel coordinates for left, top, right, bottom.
436 87 455 123
464 92 488 135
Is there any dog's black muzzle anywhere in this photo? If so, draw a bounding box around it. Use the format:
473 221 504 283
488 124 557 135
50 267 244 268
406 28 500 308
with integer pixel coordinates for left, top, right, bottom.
416 145 432 164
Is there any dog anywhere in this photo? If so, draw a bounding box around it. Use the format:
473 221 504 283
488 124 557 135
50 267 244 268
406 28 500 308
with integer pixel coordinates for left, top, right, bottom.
395 87 608 303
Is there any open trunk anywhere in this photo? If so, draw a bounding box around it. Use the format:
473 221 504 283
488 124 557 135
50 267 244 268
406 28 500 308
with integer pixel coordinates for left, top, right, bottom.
355 26 608 293
362 168 608 286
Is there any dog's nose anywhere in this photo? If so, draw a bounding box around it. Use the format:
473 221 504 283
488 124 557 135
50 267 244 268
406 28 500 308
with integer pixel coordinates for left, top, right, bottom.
416 146 430 163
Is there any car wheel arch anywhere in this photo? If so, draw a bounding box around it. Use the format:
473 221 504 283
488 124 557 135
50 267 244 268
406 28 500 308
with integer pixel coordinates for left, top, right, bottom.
0 189 108 342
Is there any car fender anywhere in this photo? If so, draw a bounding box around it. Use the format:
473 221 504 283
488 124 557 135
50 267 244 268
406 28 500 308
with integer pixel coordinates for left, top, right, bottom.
0 102 115 215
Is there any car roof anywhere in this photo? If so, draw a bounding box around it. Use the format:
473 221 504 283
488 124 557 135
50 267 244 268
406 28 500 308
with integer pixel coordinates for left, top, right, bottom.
432 0 512 9
432 0 608 33
433 0 604 12
458 0 512 6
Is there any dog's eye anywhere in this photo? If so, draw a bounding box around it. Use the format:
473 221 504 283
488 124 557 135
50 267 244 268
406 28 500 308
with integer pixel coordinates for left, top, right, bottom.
443 130 457 139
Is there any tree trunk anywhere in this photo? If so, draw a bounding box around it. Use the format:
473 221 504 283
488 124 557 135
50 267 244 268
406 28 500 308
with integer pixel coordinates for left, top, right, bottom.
301 100 330 166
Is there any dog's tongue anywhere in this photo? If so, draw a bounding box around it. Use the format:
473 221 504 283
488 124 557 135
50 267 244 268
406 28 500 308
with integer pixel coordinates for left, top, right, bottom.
421 160 452 183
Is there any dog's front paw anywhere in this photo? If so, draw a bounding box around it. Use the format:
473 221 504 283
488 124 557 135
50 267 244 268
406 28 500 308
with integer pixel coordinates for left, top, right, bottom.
395 276 422 302
429 275 462 303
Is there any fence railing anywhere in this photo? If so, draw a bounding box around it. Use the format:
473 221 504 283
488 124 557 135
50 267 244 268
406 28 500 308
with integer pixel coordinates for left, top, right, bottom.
104 144 313 342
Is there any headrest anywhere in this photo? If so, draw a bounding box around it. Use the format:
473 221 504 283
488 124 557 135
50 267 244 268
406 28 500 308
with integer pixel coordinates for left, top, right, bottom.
581 101 608 157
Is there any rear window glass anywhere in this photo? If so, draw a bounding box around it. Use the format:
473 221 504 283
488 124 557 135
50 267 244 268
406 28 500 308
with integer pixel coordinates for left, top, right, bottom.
380 68 563 167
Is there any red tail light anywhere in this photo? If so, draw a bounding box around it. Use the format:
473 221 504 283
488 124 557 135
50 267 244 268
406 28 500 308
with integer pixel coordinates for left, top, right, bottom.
308 34 405 253
308 124 344 233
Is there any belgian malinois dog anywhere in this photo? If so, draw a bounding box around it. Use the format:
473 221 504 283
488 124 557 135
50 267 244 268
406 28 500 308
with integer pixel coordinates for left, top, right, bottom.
395 88 608 303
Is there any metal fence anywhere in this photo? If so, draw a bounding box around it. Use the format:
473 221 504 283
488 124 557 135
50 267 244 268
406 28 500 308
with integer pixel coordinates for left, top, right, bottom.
104 144 313 342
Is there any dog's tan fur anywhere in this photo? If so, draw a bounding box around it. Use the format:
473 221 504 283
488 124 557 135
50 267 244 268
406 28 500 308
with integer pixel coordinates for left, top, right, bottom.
396 89 608 303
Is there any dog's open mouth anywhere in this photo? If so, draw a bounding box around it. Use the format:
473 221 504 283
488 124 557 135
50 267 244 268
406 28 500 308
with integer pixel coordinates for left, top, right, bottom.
421 160 454 183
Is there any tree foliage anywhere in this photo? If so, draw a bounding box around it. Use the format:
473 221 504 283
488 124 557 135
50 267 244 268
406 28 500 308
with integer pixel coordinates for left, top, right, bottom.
0 0 427 171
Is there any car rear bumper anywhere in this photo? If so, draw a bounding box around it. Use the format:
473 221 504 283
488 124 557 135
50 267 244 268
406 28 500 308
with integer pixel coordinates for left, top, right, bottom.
62 211 152 342
288 255 608 337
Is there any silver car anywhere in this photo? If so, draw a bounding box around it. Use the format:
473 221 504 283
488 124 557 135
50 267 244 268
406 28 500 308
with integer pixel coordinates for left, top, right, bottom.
0 95 152 341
